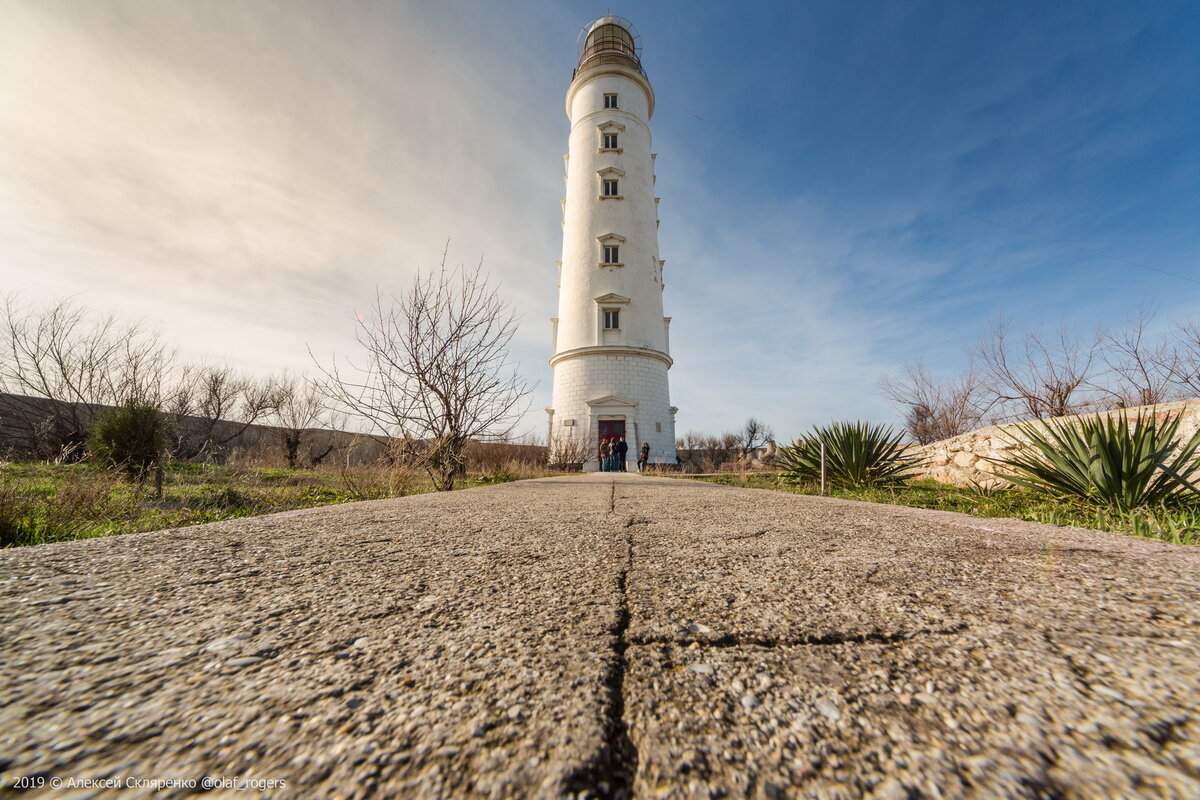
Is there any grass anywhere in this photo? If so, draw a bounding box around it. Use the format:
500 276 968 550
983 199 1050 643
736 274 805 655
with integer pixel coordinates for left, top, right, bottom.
14 459 1194 549
0 459 556 548
698 473 1200 546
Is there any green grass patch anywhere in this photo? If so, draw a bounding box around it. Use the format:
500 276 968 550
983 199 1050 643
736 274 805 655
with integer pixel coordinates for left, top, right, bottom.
700 474 1199 545
0 462 402 548
1 460 563 548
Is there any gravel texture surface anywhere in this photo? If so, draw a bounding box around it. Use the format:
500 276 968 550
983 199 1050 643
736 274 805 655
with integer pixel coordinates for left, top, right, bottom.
2 473 1198 799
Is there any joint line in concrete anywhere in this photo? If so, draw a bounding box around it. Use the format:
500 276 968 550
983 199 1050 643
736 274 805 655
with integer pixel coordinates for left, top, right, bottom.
628 623 970 650
564 485 639 799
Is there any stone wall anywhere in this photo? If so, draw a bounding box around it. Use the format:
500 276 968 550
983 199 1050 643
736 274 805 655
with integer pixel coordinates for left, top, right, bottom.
913 398 1200 487
0 392 387 466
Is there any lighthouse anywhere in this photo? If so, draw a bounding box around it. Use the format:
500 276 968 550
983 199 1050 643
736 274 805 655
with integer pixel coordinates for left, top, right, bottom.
548 16 677 471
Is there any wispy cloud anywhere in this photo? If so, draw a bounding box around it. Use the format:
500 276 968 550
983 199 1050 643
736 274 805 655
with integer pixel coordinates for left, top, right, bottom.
2 1 1197 441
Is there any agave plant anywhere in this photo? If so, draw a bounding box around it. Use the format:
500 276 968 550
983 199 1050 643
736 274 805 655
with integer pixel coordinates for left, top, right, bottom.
988 410 1200 511
777 421 916 488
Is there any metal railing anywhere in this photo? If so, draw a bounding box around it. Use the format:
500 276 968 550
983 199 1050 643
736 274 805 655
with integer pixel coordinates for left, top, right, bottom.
574 34 645 78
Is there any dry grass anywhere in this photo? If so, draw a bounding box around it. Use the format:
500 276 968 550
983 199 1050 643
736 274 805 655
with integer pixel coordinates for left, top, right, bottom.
1 455 568 548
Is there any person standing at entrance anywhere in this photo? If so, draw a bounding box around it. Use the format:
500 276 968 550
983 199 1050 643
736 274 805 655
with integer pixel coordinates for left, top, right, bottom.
615 437 629 472
599 438 611 472
638 442 650 472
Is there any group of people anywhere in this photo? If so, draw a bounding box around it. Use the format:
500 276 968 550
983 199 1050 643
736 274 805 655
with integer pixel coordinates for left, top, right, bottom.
599 437 652 472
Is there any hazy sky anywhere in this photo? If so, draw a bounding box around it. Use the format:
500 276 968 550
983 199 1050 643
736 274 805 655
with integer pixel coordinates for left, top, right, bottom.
2 0 1198 440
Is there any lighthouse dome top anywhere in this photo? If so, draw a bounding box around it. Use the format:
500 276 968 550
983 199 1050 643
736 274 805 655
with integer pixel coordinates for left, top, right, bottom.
575 15 645 78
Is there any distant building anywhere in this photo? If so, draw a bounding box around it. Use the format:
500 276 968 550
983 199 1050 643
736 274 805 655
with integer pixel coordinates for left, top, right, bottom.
547 16 677 471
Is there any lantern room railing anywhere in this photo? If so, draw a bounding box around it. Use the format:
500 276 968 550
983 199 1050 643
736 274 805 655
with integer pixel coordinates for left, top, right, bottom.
574 20 646 79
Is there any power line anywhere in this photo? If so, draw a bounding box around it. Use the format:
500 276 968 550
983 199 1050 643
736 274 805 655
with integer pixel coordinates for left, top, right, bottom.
660 98 1200 287
953 211 1200 286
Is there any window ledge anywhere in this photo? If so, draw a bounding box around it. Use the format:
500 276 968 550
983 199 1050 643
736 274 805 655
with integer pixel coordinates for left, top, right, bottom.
598 195 624 200
598 148 623 153
599 263 625 269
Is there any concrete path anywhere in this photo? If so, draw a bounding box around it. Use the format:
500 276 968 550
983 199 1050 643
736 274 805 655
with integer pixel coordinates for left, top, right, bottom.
2 474 1199 799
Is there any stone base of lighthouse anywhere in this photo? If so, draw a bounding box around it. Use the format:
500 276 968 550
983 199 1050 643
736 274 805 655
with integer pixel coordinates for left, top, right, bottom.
548 351 677 471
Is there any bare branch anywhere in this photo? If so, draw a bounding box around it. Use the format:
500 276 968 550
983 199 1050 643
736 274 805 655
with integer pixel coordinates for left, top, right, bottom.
1094 306 1181 408
881 359 988 443
675 431 739 472
311 257 534 490
0 294 174 458
547 427 595 470
267 374 329 469
1169 316 1200 399
971 316 1101 421
737 417 775 458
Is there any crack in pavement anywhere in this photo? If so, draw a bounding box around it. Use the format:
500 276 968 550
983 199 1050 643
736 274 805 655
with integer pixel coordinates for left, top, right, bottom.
569 484 974 797
726 529 769 541
564 483 973 799
565 481 638 799
564 479 1196 797
628 623 971 650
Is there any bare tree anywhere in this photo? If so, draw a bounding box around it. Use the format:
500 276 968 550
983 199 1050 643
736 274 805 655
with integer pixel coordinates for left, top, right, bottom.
881 360 988 444
313 259 533 491
0 295 172 458
737 417 775 459
269 375 331 469
676 431 739 472
1169 316 1200 399
169 363 279 460
547 428 596 471
1095 307 1181 408
972 317 1101 421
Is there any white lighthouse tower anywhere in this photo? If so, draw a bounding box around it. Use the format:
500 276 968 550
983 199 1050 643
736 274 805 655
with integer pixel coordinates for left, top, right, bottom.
548 16 677 470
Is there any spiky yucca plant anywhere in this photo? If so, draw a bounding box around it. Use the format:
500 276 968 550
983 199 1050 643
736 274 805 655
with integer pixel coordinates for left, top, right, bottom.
989 410 1200 511
777 421 915 488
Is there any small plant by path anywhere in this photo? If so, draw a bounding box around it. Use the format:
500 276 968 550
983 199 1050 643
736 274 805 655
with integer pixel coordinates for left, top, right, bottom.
776 421 915 488
988 409 1200 511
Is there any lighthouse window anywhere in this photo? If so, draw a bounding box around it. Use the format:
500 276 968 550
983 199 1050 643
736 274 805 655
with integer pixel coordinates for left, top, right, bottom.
603 245 620 264
604 310 620 330
603 179 619 196
602 133 618 149
604 93 618 109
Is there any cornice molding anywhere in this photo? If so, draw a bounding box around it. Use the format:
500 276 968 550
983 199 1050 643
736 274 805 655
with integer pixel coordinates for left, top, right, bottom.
549 344 673 369
566 62 656 120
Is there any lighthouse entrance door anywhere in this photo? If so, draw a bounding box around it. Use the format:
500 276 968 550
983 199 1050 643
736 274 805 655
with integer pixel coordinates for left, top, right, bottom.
598 420 625 441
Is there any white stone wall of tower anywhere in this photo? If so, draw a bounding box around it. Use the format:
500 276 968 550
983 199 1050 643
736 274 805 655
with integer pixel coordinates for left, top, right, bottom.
557 73 664 353
549 33 678 469
549 355 676 464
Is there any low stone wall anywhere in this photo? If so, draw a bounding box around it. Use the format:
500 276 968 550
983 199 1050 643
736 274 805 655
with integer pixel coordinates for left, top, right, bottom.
913 398 1200 487
0 392 388 466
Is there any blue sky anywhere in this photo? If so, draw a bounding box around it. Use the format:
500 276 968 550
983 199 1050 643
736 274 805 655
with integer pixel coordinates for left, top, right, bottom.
2 1 1197 441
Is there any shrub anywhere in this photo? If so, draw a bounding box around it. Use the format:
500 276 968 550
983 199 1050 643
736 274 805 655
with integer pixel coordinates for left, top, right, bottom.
988 409 1200 511
87 403 172 481
777 421 916 488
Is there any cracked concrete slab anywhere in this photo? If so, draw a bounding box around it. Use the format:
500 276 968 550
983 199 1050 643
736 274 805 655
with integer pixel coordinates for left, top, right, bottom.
616 479 1199 645
2 473 1199 798
2 479 626 798
625 629 1200 799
